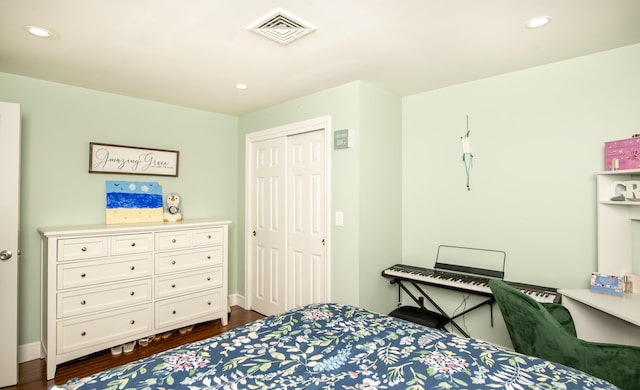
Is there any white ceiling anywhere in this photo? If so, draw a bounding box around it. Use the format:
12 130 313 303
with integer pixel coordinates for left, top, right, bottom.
2 0 640 116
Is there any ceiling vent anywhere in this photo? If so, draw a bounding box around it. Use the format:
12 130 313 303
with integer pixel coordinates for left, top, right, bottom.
248 8 317 45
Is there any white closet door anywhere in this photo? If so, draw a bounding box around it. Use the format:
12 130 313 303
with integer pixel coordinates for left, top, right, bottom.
0 102 20 387
289 130 327 307
246 117 330 317
249 137 287 316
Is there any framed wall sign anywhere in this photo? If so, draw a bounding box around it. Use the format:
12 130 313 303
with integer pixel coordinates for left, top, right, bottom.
89 142 179 177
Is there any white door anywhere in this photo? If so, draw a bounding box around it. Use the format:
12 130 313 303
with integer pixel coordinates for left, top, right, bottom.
289 131 327 307
246 117 330 317
249 137 287 315
0 102 20 387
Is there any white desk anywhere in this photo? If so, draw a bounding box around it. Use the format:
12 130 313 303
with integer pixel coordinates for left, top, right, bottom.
559 289 640 346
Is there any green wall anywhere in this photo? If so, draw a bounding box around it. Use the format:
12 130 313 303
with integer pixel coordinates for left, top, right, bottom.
238 81 402 313
402 43 640 346
2 42 639 352
0 73 238 346
238 82 362 307
357 82 402 310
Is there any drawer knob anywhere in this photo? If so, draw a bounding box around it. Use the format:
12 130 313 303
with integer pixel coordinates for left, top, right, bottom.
81 273 87 278
207 277 211 281
131 242 136 247
207 235 212 239
172 310 177 315
171 260 176 265
207 256 211 259
80 300 86 305
130 320 135 325
81 247 87 252
171 284 176 288
130 291 135 296
172 239 176 243
130 265 135 271
81 331 86 336
207 301 211 306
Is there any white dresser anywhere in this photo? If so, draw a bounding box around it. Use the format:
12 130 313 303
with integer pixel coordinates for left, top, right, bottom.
39 219 230 380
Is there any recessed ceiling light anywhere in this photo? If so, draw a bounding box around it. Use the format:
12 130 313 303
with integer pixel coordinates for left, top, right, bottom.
24 25 58 38
236 83 248 90
526 16 551 29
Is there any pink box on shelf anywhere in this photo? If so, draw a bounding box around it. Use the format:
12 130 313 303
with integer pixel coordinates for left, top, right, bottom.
605 137 640 170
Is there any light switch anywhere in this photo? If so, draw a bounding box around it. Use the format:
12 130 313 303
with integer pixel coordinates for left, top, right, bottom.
335 211 344 226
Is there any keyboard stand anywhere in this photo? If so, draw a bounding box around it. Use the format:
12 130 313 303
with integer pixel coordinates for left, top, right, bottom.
389 278 495 338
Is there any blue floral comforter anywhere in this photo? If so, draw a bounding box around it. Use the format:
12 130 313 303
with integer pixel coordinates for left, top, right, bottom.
55 303 618 389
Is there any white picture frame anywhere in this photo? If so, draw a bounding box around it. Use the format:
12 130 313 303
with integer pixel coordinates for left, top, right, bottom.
89 142 179 177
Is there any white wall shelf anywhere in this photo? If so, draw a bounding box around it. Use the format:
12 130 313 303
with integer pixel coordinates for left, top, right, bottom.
597 169 640 176
558 171 640 346
596 170 640 275
600 201 640 206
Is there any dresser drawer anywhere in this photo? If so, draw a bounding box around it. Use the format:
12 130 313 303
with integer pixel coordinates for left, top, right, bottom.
193 227 224 246
57 254 152 290
57 304 152 354
57 279 152 319
155 268 222 299
111 233 152 255
155 230 192 251
155 288 223 329
57 237 109 261
154 247 222 274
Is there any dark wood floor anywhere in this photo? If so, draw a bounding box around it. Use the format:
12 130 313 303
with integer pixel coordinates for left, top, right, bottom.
4 306 264 390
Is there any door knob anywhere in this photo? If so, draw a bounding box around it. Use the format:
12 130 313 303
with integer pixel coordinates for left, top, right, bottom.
0 250 12 261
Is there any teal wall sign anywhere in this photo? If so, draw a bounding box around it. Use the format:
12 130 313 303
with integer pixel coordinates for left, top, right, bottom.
334 129 350 149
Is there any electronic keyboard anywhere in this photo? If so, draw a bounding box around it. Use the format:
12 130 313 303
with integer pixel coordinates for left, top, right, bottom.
382 263 560 303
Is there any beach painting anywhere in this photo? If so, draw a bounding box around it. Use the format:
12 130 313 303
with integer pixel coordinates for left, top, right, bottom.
106 180 163 224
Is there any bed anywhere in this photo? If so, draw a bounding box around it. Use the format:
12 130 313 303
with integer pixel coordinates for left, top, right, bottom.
52 303 619 389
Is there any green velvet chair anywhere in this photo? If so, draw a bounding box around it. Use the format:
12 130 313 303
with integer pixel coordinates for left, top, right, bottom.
489 279 640 389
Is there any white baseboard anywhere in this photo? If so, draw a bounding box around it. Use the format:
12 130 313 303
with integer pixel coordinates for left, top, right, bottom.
229 293 246 309
18 341 41 364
